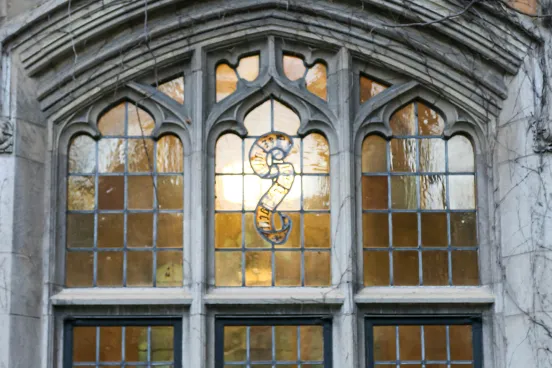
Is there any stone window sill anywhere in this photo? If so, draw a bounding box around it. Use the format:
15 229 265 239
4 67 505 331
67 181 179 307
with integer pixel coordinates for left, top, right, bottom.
354 286 495 305
204 287 345 305
51 288 194 306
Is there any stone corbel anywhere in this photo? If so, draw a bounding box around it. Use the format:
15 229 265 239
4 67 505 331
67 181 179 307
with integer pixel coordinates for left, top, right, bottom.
0 117 13 153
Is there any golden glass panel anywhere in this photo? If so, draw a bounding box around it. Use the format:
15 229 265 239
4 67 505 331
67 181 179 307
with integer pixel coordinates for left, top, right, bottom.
68 176 95 211
273 100 300 135
424 325 447 360
283 55 306 81
215 252 242 286
275 251 301 286
216 63 238 102
392 213 417 248
306 63 327 100
66 251 94 287
390 104 416 135
67 214 94 248
98 103 126 136
362 136 387 173
128 176 154 209
363 213 389 248
98 138 125 173
399 325 422 360
363 251 390 286
278 177 301 211
99 326 122 361
127 251 153 287
244 213 270 248
427 365 448 368
303 133 330 174
300 325 324 361
127 104 155 136
158 176 184 210
158 77 184 104
275 326 298 361
304 251 330 286
243 175 271 211
451 365 473 368
128 139 154 172
69 135 96 173
390 139 416 172
73 326 96 362
216 134 243 174
373 326 396 361
98 176 124 210
421 213 447 247
158 213 183 248
97 214 124 248
452 251 479 285
224 326 247 362
303 176 330 210
449 135 474 172
250 326 272 361
451 212 477 246
449 176 476 209
391 176 417 209
151 326 174 361
244 100 271 136
449 325 473 360
419 139 445 172
125 326 147 362
420 175 446 210
215 213 242 249
362 176 388 209
393 251 419 285
245 251 272 286
304 213 330 248
236 55 260 82
156 251 183 287
418 103 445 136
422 251 449 285
215 175 243 211
157 135 184 173
360 76 387 104
97 251 123 286
275 212 300 248
127 213 153 247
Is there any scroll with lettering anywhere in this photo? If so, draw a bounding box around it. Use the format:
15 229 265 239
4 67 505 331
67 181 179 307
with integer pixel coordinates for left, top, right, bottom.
249 132 295 244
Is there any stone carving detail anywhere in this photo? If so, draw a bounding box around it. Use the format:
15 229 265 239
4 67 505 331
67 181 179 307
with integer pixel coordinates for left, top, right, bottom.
533 126 552 153
0 118 13 154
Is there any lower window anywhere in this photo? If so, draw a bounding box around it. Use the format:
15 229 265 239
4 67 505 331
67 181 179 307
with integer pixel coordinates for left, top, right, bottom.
64 318 182 368
215 317 332 368
365 317 482 368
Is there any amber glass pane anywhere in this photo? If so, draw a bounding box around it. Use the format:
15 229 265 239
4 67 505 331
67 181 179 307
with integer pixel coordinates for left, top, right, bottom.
304 213 330 248
67 214 94 248
244 100 272 136
66 252 94 287
98 138 125 173
97 252 123 286
364 251 389 286
275 326 298 361
98 103 126 136
127 105 155 136
363 213 389 248
421 213 447 247
373 326 396 361
360 76 387 104
216 252 242 286
393 251 419 285
216 63 238 102
156 251 183 287
275 212 300 248
243 175 271 211
450 325 473 360
158 213 183 248
306 63 327 100
391 139 416 172
216 176 243 211
390 104 416 135
97 214 124 248
283 55 306 81
250 326 272 361
391 176 416 209
422 251 449 285
303 176 330 210
304 251 330 286
98 176 124 210
418 103 444 136
157 135 183 173
451 212 477 246
419 139 445 172
300 325 323 361
74 326 96 362
275 251 301 286
158 176 183 210
452 251 479 285
392 213 417 248
303 134 329 174
245 252 272 286
151 326 174 361
99 326 122 361
420 175 446 210
362 136 387 173
128 139 154 172
449 176 475 209
424 325 447 360
224 326 247 362
125 326 147 362
128 176 153 209
127 213 153 247
215 213 242 249
236 55 260 82
216 134 243 174
273 100 300 135
158 77 184 104
68 176 95 210
127 251 153 286
399 325 421 360
362 176 388 209
449 135 474 172
69 135 96 173
244 213 270 248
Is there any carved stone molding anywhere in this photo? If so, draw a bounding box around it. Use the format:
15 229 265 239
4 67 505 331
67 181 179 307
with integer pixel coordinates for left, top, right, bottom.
0 118 13 153
533 127 552 153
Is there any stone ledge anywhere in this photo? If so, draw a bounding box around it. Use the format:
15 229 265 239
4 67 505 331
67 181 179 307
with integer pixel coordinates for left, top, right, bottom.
354 286 495 305
204 288 345 305
51 288 194 306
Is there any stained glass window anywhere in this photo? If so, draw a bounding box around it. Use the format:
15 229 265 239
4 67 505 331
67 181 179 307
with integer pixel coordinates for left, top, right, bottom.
283 54 328 100
157 76 185 104
360 74 387 104
216 55 260 102
214 99 331 287
362 101 479 286
66 102 184 287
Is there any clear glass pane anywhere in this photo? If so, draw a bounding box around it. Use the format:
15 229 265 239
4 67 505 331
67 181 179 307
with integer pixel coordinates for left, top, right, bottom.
157 213 183 248
424 325 447 360
392 213 417 247
244 100 271 136
275 326 298 361
306 63 327 100
393 251 419 285
66 252 94 287
363 251 390 286
283 55 306 81
362 136 387 173
304 251 330 286
451 212 477 246
422 251 449 285
399 325 422 360
156 251 183 287
250 326 272 361
73 326 96 362
125 326 147 362
278 176 301 211
216 134 243 174
243 175 271 211
67 214 94 248
69 135 96 173
421 213 447 247
450 325 473 360
216 252 242 286
97 214 124 248
128 139 154 172
449 135 474 172
215 213 242 249
236 55 260 82
98 138 125 173
127 104 155 136
390 104 416 135
98 103 126 136
452 251 479 285
275 251 301 286
157 77 184 104
273 100 300 135
391 176 417 209
418 103 444 136
303 176 330 210
360 75 387 104
216 63 238 102
97 251 124 286
151 326 174 361
363 213 389 248
127 213 153 248
158 176 184 210
390 139 416 172
224 326 247 362
157 135 183 173
420 175 446 210
303 133 329 174
300 325 324 361
362 176 388 209
419 139 445 172
304 213 330 248
99 326 122 361
127 251 153 287
68 176 95 211
245 251 272 286
373 326 396 361
449 176 475 209
128 176 154 209
215 175 243 211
